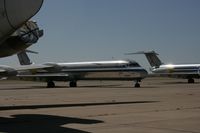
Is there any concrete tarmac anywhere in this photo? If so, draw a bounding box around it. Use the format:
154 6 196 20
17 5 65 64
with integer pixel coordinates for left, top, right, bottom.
0 77 200 133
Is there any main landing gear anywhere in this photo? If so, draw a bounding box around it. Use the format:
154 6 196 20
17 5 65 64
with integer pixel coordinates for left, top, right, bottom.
135 82 140 88
188 78 195 83
134 80 141 88
47 81 55 88
46 81 78 88
69 81 77 87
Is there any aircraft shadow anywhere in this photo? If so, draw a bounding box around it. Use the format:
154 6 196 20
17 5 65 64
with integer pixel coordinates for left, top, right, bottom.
0 101 158 111
0 114 103 133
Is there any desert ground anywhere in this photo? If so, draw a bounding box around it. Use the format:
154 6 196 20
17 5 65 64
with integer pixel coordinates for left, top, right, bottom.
0 77 200 133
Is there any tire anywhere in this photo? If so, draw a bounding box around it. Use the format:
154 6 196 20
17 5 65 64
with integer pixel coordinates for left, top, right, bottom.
69 81 77 87
188 78 194 84
47 81 55 88
135 83 140 88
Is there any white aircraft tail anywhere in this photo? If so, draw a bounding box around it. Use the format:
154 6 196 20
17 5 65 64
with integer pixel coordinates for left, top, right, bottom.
125 51 163 68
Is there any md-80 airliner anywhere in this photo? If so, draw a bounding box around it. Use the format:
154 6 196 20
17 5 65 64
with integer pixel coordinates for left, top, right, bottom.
16 52 148 88
126 51 200 83
0 0 43 79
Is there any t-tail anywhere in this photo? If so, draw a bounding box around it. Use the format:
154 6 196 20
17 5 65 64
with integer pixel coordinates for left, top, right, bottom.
125 51 163 68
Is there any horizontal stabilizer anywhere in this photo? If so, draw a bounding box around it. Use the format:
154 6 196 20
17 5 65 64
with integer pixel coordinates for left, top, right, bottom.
125 50 163 68
125 51 159 55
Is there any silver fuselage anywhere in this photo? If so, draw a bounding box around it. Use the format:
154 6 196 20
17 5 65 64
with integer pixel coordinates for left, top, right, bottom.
19 60 148 82
152 64 200 79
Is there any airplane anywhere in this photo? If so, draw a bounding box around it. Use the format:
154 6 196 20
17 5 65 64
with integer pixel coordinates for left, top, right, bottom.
16 52 148 88
126 51 200 83
0 0 44 58
0 0 43 79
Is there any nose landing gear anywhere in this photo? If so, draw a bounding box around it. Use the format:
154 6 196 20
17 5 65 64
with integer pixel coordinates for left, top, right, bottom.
134 80 141 88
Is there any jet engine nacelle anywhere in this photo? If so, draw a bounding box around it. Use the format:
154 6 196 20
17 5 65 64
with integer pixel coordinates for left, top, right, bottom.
0 0 44 42
0 65 17 79
0 21 43 58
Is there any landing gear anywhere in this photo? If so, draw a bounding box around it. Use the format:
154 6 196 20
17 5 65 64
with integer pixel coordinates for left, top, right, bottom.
134 82 140 88
188 78 195 83
69 81 77 87
134 79 141 88
47 81 55 88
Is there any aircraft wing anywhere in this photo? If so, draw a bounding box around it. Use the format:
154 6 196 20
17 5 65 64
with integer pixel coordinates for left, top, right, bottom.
16 64 67 80
17 73 70 82
18 73 69 77
16 64 52 71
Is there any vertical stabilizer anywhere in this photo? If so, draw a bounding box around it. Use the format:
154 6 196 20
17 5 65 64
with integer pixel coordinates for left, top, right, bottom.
125 51 163 68
17 51 32 65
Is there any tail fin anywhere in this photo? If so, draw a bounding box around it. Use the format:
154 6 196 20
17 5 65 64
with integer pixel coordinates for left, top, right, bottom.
17 51 33 65
125 51 163 68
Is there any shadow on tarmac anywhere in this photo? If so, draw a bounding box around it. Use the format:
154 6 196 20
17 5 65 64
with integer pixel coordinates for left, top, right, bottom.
0 101 158 111
0 114 103 133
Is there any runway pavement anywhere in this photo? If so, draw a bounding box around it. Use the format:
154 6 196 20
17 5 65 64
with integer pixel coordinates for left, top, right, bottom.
0 77 200 133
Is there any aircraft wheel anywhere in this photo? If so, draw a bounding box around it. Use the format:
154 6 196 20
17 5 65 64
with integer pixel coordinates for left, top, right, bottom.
69 81 77 87
134 82 140 88
47 81 55 88
188 78 195 83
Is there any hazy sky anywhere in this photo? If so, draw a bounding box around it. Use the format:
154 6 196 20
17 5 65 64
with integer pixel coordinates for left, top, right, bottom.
1 0 200 70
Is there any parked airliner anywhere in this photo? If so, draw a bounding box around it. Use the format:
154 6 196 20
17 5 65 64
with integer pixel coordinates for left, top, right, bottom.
0 0 43 79
126 51 200 83
17 52 148 88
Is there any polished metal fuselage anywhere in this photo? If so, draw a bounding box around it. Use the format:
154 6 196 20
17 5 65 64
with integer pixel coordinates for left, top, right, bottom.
22 60 148 82
152 64 200 78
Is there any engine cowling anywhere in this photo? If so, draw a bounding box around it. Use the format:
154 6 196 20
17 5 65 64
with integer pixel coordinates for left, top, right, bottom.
0 21 43 58
0 65 17 79
0 0 44 42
